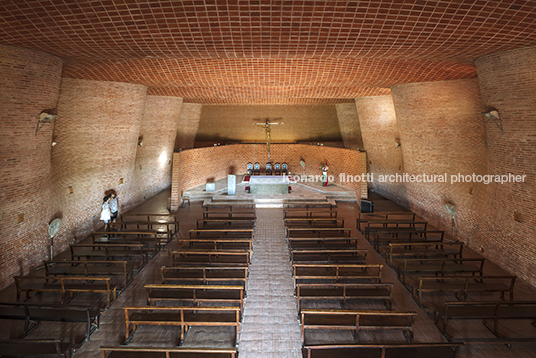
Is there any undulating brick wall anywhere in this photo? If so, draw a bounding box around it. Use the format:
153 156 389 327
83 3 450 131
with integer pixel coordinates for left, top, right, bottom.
171 144 366 210
135 95 183 202
356 95 408 205
391 79 491 257
474 46 536 285
51 78 148 257
175 103 202 151
0 45 63 289
336 103 364 151
194 105 343 147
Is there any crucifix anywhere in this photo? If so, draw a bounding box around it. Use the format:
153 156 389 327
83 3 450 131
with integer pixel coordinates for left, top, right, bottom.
253 118 283 161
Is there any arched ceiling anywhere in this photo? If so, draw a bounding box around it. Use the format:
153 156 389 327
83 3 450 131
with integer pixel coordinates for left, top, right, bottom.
1 0 535 104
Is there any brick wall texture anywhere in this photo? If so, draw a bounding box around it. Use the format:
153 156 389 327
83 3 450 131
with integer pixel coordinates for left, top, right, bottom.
356 95 408 203
171 144 366 211
473 46 536 284
194 105 343 147
175 103 201 151
0 45 63 289
135 95 183 201
336 103 364 151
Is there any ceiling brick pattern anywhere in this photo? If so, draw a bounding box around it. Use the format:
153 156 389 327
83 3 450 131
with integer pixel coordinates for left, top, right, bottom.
1 0 535 104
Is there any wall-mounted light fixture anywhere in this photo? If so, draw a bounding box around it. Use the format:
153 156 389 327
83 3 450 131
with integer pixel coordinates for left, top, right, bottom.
395 141 401 148
35 111 58 135
138 136 144 147
481 109 503 134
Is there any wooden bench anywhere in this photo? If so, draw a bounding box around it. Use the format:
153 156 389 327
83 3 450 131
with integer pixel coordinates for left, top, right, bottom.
385 242 464 267
110 221 175 239
171 250 250 267
44 260 133 288
202 211 256 220
284 209 338 219
293 264 383 287
0 339 73 358
364 221 428 239
372 230 445 251
99 346 237 358
14 276 116 307
179 237 252 251
196 218 255 229
296 283 394 311
434 301 536 342
302 343 461 358
413 275 516 305
288 237 359 250
287 227 351 238
161 266 248 288
70 243 147 270
290 248 368 265
120 213 179 233
284 203 336 210
397 258 486 286
124 306 241 343
301 309 417 344
91 231 163 254
357 212 416 231
145 284 244 310
189 228 254 239
285 218 345 228
0 302 100 342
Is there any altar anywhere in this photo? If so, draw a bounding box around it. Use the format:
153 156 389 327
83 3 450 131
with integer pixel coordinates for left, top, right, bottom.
248 175 290 194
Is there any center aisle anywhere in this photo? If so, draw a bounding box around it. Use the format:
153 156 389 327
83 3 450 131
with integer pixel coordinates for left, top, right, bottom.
238 208 303 358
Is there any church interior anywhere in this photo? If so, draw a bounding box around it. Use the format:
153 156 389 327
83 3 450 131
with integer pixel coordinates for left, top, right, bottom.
0 1 535 357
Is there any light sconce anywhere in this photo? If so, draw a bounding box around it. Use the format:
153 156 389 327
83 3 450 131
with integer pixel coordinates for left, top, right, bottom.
138 136 144 147
481 109 503 134
395 141 401 148
35 111 58 135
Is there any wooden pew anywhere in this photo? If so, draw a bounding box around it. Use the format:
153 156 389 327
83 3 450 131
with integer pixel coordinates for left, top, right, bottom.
284 203 336 210
290 248 368 265
188 228 254 239
202 210 256 220
99 346 237 358
196 218 255 229
434 301 536 343
171 250 250 267
91 231 163 255
413 276 517 305
120 213 179 234
145 284 244 311
0 302 100 342
357 212 417 231
287 227 352 238
124 306 241 344
288 237 359 250
43 260 133 288
0 339 73 358
296 283 394 311
396 258 486 286
203 203 255 212
385 242 464 267
301 309 418 344
364 221 428 240
14 276 116 307
161 266 248 288
179 237 252 251
70 243 147 270
284 218 345 228
284 209 338 219
293 264 383 287
110 221 175 239
372 230 445 251
302 343 461 358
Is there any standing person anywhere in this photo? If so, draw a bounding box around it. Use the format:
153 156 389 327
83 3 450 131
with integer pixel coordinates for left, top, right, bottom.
109 193 119 223
100 195 111 231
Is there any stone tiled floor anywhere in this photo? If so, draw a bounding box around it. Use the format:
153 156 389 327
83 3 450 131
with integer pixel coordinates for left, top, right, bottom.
238 208 302 358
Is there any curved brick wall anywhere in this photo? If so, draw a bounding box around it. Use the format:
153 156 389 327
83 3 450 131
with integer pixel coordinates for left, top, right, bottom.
171 144 366 210
336 103 364 151
475 46 536 285
355 95 408 205
391 78 489 252
0 45 63 289
135 95 183 202
52 78 148 252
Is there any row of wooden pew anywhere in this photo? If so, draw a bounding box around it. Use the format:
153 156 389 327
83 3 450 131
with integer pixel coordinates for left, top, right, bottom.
360 210 536 347
1 212 180 357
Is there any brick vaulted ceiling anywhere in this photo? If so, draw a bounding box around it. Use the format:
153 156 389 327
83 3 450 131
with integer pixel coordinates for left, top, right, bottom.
1 1 535 104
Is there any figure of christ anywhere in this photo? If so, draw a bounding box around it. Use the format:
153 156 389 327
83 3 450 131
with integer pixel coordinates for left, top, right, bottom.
253 118 283 161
